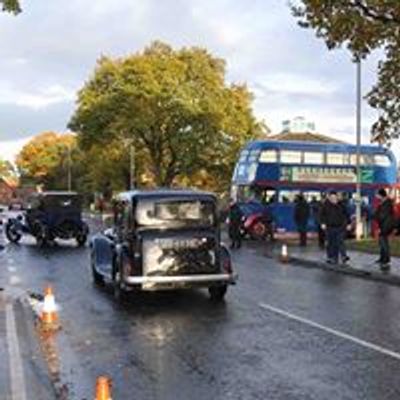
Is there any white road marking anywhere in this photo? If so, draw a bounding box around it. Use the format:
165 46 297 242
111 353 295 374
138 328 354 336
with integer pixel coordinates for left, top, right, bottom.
6 303 27 400
259 302 400 361
8 266 16 273
9 276 21 286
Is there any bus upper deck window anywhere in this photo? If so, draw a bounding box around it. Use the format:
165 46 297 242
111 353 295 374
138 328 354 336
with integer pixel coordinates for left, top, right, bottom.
362 154 374 165
249 150 261 162
303 151 324 165
239 150 249 162
259 150 278 163
327 153 345 165
280 150 302 164
374 154 391 167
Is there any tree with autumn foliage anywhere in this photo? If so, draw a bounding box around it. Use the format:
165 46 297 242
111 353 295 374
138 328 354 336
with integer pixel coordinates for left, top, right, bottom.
0 158 17 184
16 132 80 190
69 41 266 192
291 1 400 144
1 0 21 14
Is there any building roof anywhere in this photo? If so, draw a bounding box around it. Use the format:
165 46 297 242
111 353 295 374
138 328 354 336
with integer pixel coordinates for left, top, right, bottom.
265 131 346 144
116 188 217 201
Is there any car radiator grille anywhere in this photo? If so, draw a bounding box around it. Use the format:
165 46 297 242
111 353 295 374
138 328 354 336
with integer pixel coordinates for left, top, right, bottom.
142 237 218 276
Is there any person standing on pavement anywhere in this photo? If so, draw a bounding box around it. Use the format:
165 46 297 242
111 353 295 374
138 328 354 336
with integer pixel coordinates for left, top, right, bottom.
228 201 243 249
338 192 351 263
294 193 310 247
311 195 325 249
320 190 351 264
373 189 395 271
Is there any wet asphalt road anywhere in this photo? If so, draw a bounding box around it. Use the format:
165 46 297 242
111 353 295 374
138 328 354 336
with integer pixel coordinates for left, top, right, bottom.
2 231 400 399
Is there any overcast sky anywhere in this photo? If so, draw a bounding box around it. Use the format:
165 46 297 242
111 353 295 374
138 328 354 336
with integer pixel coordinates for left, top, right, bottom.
0 0 388 161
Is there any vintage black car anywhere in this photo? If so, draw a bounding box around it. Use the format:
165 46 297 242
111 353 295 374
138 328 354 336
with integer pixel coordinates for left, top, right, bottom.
5 191 89 247
90 190 236 301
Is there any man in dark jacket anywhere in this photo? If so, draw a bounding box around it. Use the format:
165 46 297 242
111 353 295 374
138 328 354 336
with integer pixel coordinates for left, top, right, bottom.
294 194 310 246
229 202 243 249
320 190 351 264
311 195 325 249
374 189 394 271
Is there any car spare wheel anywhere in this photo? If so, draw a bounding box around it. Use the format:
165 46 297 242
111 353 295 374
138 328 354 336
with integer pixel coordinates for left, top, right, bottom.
5 223 22 243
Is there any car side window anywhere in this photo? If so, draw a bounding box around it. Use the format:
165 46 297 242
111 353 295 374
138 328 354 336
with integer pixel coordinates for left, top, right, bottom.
113 200 131 238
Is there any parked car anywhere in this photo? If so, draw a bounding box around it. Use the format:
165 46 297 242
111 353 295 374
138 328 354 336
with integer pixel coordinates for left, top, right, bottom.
5 191 89 247
90 189 237 302
8 199 24 211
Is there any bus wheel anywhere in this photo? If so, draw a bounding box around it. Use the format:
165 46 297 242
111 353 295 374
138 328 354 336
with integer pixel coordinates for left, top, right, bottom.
251 222 267 240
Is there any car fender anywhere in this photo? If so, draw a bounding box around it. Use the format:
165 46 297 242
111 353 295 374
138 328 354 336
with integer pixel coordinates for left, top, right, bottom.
220 243 233 275
90 233 115 278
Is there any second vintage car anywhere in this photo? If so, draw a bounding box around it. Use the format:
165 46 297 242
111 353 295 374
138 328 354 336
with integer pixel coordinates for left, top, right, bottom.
6 191 89 247
90 189 236 301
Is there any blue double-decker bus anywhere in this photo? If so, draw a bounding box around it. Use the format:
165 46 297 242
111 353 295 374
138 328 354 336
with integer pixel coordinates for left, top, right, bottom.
231 140 397 234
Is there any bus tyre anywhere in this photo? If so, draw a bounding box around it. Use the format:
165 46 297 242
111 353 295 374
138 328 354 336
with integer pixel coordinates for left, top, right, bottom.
251 221 267 241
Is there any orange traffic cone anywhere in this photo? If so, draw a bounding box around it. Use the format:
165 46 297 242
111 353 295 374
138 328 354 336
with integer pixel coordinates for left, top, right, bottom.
94 376 112 400
41 286 58 328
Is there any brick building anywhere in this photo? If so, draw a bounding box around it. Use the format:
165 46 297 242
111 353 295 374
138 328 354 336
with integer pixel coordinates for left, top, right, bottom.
0 178 16 204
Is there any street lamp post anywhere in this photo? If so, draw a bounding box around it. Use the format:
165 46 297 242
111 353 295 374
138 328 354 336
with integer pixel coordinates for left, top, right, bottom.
67 144 72 192
130 143 135 190
355 58 362 240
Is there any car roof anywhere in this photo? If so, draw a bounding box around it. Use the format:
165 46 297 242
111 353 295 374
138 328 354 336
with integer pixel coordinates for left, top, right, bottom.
35 191 79 197
116 189 217 202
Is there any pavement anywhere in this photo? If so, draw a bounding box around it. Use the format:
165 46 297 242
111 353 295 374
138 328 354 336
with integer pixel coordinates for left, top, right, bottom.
2 221 400 399
278 242 400 286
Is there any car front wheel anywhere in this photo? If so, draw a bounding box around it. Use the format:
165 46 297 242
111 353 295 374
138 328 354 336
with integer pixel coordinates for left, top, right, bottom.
208 285 227 302
91 252 104 286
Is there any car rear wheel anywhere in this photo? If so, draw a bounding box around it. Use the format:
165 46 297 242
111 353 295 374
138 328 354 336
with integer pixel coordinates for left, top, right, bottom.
209 285 227 302
35 224 48 248
113 271 128 303
6 223 22 244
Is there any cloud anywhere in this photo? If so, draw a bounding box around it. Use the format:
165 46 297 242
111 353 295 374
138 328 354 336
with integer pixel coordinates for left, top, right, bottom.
0 84 76 110
0 0 392 161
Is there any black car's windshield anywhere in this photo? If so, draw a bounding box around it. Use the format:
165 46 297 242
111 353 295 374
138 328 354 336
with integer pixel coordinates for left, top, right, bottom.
136 198 215 227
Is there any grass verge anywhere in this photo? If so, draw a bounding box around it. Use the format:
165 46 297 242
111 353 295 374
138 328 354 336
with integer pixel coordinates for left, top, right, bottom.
348 237 400 257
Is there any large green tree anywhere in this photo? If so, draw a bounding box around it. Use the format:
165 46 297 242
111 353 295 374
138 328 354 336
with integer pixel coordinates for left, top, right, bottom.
1 0 21 14
69 41 265 191
292 1 400 144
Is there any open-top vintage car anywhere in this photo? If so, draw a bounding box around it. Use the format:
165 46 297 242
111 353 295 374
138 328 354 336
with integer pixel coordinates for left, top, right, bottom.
90 190 236 302
5 191 89 247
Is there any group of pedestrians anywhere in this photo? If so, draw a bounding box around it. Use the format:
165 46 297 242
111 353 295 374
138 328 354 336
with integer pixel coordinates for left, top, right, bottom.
294 189 395 271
